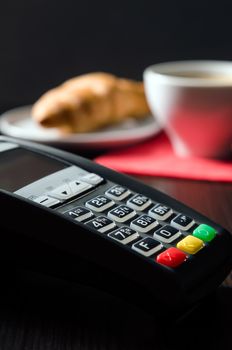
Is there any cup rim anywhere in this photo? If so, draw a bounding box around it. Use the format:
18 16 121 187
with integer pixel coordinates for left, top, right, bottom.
143 60 232 87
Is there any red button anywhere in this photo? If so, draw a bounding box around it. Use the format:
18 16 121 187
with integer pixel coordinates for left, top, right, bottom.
156 247 187 268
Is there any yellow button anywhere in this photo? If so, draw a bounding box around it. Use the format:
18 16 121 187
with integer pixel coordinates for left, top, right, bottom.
177 235 204 254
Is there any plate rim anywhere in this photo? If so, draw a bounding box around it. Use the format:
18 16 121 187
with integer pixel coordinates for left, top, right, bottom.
0 105 161 147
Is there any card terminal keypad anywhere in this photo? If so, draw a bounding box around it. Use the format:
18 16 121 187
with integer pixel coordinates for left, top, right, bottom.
55 176 218 269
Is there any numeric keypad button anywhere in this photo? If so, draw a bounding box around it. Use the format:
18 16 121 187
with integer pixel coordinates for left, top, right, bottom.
105 185 131 201
85 196 114 212
153 225 181 243
108 205 136 222
127 194 152 211
66 206 93 222
149 204 173 221
132 237 162 257
130 215 158 233
86 216 116 233
171 214 195 231
108 227 140 245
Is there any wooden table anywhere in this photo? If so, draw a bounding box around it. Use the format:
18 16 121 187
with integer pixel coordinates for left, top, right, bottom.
0 176 231 350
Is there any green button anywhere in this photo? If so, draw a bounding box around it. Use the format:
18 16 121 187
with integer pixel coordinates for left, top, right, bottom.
193 224 217 242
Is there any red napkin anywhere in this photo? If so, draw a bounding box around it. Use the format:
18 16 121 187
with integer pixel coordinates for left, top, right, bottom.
95 132 232 182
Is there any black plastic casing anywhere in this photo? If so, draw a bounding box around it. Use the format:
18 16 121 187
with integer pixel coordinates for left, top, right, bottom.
0 136 231 316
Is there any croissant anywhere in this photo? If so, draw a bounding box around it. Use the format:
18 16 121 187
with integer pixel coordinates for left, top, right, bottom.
31 72 150 133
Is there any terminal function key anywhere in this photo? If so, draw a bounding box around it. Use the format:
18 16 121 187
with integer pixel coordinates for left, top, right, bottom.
130 215 158 233
49 181 92 201
86 216 116 233
69 181 92 195
86 196 114 212
153 225 181 243
66 206 93 222
149 204 173 221
33 195 60 208
127 194 152 211
156 248 188 268
171 214 195 231
108 205 136 222
132 237 162 257
108 227 140 245
193 224 217 242
177 235 204 254
80 173 104 186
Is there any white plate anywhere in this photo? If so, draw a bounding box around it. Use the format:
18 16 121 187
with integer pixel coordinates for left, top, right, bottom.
0 105 161 150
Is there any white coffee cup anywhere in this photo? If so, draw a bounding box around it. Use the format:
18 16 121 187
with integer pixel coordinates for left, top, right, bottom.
143 60 232 158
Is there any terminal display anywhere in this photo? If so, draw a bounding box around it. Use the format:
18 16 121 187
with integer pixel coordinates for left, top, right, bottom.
0 148 66 192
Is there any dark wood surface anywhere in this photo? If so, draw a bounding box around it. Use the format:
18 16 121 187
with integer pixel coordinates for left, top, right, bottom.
0 176 231 350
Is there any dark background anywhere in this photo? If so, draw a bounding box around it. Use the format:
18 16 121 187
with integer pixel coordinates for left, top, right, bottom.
1 0 232 112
